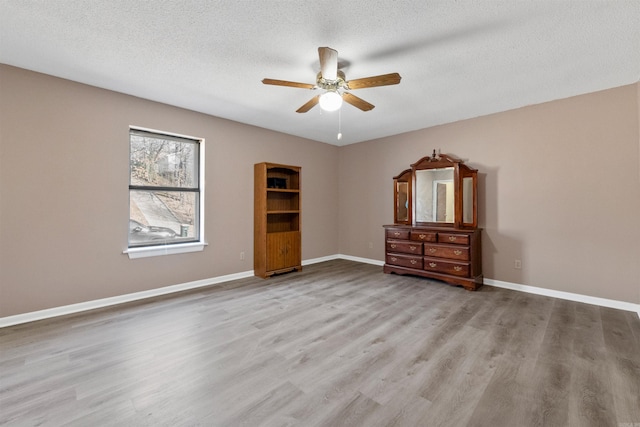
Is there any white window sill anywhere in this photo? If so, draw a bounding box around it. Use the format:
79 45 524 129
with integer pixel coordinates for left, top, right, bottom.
124 242 207 259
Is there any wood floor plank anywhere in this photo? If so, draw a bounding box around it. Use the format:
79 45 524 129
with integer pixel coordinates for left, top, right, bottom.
606 355 640 424
365 394 433 427
567 358 617 427
600 306 640 425
314 391 381 427
1 259 639 427
209 381 305 427
467 293 558 426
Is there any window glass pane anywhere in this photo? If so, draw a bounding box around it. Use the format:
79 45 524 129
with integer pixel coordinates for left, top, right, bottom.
130 134 198 189
129 190 198 247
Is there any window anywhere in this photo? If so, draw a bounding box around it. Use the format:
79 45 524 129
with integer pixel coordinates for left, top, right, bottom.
127 128 204 257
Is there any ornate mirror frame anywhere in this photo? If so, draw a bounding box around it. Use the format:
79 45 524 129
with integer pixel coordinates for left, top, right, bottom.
393 151 478 229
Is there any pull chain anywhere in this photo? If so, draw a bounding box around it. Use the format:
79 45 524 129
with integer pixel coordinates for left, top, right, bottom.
337 108 342 141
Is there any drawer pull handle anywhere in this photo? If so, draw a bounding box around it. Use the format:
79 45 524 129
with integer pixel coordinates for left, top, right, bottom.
454 250 462 255
390 244 397 249
429 262 437 268
428 248 436 253
391 257 397 262
454 266 463 271
410 259 417 265
409 246 417 251
394 232 400 237
419 234 427 240
448 236 457 242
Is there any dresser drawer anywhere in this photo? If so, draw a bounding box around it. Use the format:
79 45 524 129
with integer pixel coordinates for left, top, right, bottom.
410 231 437 242
437 233 470 245
386 229 410 240
423 244 470 261
423 257 470 277
387 253 423 269
387 240 423 255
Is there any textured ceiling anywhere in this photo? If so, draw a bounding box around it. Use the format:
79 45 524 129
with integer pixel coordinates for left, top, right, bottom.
1 1 639 146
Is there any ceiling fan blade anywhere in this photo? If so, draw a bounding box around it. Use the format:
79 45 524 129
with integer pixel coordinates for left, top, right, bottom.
342 92 375 111
318 47 338 81
262 78 316 89
296 95 320 113
346 73 402 90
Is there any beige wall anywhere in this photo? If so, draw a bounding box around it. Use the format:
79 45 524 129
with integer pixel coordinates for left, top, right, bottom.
0 65 339 317
1 65 638 318
339 83 640 304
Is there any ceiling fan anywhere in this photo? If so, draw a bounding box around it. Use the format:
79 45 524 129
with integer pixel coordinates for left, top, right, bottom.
262 47 401 113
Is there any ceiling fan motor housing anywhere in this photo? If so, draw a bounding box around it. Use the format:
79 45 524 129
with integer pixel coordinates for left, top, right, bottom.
316 71 346 92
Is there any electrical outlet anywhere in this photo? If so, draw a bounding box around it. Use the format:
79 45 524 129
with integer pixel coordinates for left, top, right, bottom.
514 259 521 269
368 242 373 249
240 251 245 261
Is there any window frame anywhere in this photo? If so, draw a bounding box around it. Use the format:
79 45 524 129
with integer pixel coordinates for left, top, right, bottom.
124 126 206 259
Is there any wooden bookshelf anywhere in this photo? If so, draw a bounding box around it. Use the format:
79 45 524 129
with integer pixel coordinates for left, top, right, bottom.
254 163 301 278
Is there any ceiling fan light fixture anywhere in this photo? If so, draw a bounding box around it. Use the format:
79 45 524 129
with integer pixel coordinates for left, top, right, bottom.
319 91 343 112
262 47 400 113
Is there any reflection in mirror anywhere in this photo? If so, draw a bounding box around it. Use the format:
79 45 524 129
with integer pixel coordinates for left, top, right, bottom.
396 182 408 222
415 167 454 223
463 177 474 224
434 180 454 222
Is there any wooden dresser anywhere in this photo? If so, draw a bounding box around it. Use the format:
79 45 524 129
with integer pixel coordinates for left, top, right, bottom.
383 225 482 290
383 152 482 291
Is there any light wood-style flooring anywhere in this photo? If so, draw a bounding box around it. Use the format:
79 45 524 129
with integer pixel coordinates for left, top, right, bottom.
1 260 639 426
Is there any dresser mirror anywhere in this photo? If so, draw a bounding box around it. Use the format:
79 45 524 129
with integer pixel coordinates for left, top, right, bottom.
462 176 475 224
415 167 455 223
393 169 412 224
392 151 477 229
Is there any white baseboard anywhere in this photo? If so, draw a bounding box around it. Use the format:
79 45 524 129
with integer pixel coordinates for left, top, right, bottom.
1 256 637 327
484 278 640 317
329 254 385 266
307 256 639 317
302 254 342 265
303 254 384 266
0 270 255 328
338 256 639 317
